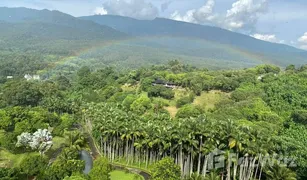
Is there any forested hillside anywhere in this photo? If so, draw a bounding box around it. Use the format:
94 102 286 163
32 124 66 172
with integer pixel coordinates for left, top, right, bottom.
1 61 307 179
81 15 307 67
0 7 307 77
0 8 129 79
1 6 307 180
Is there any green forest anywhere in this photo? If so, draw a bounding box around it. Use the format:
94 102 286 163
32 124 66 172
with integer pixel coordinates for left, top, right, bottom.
1 60 307 180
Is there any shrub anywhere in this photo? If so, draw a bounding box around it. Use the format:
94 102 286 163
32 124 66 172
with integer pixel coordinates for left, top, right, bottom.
89 157 112 180
176 104 203 119
20 154 48 177
151 157 181 180
148 85 174 100
176 94 195 108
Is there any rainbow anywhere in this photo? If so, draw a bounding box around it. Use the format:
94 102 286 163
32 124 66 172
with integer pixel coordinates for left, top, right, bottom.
38 35 270 74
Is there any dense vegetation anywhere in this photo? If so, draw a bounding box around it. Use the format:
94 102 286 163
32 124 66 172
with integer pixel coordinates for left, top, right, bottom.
1 7 307 79
1 59 307 180
2 7 307 180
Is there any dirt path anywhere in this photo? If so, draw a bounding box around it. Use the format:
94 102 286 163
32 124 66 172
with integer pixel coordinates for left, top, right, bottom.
85 133 100 159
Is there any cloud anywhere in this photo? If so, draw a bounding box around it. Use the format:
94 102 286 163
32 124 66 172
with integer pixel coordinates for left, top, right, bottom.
298 32 307 50
250 33 284 43
161 1 172 12
94 7 108 15
225 0 268 30
170 10 196 23
169 0 268 32
300 45 307 50
170 0 216 24
298 32 307 43
193 0 216 23
94 0 159 20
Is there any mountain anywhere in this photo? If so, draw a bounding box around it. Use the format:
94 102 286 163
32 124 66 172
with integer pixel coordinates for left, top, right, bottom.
80 15 303 53
0 7 306 75
0 7 127 40
0 7 132 58
0 21 113 41
80 15 307 67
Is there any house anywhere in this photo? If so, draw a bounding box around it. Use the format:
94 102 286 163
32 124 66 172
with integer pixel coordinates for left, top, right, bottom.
6 76 13 79
152 79 177 88
164 82 177 88
152 79 165 86
24 74 32 81
24 74 41 81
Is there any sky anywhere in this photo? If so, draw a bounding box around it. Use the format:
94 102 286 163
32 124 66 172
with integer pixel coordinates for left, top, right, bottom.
1 0 307 50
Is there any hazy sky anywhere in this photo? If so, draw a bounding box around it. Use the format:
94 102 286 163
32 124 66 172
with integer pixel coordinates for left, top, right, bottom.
1 0 307 49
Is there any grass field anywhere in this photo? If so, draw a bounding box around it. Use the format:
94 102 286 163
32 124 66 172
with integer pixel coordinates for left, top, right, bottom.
193 90 230 111
0 135 67 168
110 170 143 180
0 149 38 168
170 88 189 106
163 88 188 117
164 106 178 118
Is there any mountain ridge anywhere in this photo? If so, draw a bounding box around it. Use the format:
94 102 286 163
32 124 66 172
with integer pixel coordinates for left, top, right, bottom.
0 7 306 70
79 14 307 67
80 15 306 54
0 7 128 40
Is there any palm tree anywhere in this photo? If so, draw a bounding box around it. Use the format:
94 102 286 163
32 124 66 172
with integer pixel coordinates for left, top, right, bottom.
205 171 221 180
265 163 296 180
84 102 279 180
63 129 86 150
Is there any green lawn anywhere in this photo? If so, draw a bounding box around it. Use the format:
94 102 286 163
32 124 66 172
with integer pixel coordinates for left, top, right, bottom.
0 149 38 168
164 106 178 118
0 130 39 168
169 88 189 106
0 135 67 168
110 170 143 180
193 90 230 111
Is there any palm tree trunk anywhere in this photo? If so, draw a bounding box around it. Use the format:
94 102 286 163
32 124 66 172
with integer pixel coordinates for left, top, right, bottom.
184 156 189 177
197 152 202 175
258 164 263 180
190 152 193 177
197 137 202 175
125 139 129 164
202 156 208 179
233 153 239 180
227 158 231 180
243 157 249 180
226 151 233 180
254 155 261 180
239 164 243 180
131 137 134 164
104 141 107 156
180 145 183 173
248 157 256 180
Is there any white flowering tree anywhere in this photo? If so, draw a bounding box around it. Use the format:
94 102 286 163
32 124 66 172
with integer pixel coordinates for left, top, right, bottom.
16 132 32 147
16 129 53 155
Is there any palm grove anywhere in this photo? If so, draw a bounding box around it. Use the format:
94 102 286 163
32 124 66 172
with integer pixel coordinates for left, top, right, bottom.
1 61 307 180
